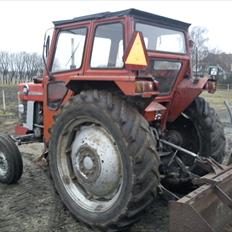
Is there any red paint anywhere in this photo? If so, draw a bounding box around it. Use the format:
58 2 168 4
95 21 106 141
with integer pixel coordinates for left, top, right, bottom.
144 101 167 121
14 10 212 144
15 125 28 135
167 78 208 122
18 83 43 102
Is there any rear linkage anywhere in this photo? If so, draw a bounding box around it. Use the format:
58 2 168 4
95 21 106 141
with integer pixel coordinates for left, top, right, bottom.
153 129 232 232
159 138 226 177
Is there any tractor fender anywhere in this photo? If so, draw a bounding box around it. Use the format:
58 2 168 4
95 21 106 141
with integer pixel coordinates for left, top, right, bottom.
167 77 208 122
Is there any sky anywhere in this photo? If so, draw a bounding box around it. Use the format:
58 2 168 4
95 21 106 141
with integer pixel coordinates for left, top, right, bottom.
0 0 232 54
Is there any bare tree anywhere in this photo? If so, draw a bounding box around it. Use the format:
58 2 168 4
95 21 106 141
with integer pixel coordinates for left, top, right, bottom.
190 26 209 71
28 53 43 80
23 53 43 81
8 53 17 84
15 52 27 82
0 52 10 84
0 51 44 84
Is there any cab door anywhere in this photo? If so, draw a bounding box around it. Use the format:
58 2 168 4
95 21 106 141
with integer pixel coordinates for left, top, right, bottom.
44 23 89 142
48 26 88 108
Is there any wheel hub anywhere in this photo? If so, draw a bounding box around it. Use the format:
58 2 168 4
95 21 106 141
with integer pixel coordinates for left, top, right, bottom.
0 152 8 177
72 145 101 183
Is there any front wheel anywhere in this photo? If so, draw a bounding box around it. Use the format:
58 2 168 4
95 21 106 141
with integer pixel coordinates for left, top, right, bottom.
0 135 23 184
49 90 160 231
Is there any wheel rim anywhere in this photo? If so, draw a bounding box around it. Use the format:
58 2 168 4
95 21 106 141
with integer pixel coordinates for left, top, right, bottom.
0 151 8 177
57 118 123 213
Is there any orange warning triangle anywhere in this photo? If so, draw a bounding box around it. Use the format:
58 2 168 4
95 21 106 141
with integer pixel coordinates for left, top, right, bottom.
125 32 148 67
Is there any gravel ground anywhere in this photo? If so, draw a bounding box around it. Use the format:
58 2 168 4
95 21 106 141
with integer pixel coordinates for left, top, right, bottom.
0 111 231 232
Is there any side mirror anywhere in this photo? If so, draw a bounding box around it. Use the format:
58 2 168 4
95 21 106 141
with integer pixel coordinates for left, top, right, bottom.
189 39 194 50
208 66 219 80
45 35 50 58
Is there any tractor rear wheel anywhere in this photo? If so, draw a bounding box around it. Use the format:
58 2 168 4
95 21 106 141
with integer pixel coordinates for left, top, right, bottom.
49 90 160 231
162 97 225 189
0 135 23 184
167 97 225 169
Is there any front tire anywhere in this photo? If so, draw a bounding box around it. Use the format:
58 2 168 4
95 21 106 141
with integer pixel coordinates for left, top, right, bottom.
49 90 160 231
0 135 23 184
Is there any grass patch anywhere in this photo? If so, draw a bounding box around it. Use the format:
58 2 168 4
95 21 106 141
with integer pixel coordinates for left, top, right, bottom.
0 110 14 116
0 84 17 87
201 90 232 110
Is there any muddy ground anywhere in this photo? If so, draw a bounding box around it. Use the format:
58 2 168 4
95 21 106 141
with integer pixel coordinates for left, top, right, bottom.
0 111 232 232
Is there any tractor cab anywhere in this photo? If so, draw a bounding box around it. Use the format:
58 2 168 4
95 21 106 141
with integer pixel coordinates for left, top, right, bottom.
39 9 195 138
47 9 191 97
17 9 195 142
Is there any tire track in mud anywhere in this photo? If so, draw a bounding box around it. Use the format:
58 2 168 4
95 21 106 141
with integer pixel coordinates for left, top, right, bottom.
0 122 231 232
0 152 55 232
0 143 169 232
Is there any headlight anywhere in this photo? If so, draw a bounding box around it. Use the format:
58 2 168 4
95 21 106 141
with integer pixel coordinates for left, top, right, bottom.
18 104 24 114
23 84 29 95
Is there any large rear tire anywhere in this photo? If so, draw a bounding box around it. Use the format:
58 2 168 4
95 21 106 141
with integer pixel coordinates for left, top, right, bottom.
49 90 160 231
168 97 225 163
163 97 225 189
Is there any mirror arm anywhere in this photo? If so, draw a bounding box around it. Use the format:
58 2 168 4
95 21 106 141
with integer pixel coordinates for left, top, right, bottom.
42 45 53 81
42 33 53 81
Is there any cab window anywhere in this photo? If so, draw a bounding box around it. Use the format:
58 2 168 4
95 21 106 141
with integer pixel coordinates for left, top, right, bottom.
90 23 124 68
52 28 87 72
136 23 186 54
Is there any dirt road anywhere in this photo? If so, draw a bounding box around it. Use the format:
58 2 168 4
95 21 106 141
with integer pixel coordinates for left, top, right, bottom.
0 141 169 232
0 117 231 232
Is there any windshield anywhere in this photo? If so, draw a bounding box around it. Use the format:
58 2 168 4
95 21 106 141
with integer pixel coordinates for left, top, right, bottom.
136 23 186 54
52 28 87 72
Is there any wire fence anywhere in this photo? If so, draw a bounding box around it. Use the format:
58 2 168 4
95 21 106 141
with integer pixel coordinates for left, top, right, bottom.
0 84 230 121
216 84 232 102
0 85 18 118
217 83 232 91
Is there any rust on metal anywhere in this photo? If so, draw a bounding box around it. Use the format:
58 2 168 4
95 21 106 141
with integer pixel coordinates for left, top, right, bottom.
169 166 232 232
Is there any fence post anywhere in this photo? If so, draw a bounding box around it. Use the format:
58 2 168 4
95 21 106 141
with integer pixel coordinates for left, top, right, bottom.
228 84 230 100
2 89 6 113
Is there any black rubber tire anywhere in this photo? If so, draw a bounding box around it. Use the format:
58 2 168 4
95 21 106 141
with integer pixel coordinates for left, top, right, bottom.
49 90 160 231
169 97 225 163
0 135 23 184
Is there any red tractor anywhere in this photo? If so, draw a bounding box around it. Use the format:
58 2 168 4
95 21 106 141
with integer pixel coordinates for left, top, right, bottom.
0 9 231 231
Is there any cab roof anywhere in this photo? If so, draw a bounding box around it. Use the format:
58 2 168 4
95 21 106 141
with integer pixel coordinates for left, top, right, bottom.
53 8 191 30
